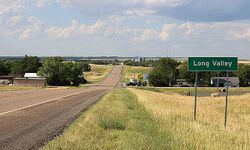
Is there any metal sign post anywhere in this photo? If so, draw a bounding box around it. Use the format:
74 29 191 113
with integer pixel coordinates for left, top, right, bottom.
224 72 229 128
188 57 238 127
194 72 198 120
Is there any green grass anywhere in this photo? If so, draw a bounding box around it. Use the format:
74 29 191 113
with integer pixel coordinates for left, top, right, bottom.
43 89 172 150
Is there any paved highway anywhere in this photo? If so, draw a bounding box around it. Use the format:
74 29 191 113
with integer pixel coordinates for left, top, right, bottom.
0 65 123 150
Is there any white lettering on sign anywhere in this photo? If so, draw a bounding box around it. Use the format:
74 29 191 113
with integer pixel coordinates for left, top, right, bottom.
212 61 232 67
193 60 233 68
193 61 210 68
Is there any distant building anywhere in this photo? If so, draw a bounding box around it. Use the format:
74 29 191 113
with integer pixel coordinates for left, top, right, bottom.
143 73 148 80
175 79 193 87
0 76 15 85
24 73 40 79
211 77 240 87
134 57 141 62
14 73 47 86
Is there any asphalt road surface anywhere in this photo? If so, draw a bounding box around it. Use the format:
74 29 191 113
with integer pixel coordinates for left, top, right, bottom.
0 65 123 150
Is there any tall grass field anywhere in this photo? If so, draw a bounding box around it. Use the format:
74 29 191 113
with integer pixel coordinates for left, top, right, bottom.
129 88 249 150
44 88 249 150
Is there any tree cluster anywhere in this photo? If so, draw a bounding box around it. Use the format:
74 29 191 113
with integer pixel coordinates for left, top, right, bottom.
148 59 250 87
0 60 12 75
11 55 42 77
82 64 91 72
0 56 89 86
38 57 86 86
148 58 178 87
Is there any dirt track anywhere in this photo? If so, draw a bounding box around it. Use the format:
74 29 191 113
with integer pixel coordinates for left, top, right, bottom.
0 65 123 150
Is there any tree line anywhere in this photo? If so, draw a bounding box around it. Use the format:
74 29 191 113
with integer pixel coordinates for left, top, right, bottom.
0 55 92 86
148 58 250 87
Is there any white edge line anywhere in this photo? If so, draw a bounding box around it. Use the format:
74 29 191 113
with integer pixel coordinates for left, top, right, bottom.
0 89 98 116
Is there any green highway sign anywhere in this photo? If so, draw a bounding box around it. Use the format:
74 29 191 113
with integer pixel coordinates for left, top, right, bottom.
188 57 238 72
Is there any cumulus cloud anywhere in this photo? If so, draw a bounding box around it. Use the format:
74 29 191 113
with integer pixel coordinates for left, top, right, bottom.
37 0 53 7
6 15 23 27
132 22 250 43
45 20 105 39
133 29 159 42
19 16 43 40
1 0 250 57
53 0 250 22
160 0 250 22
0 0 25 16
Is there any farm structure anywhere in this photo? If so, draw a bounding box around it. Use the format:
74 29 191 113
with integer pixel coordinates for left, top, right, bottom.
211 77 240 87
175 79 193 87
0 76 15 85
14 73 47 86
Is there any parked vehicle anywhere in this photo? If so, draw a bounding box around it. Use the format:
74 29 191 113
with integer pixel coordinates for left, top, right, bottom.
126 78 138 86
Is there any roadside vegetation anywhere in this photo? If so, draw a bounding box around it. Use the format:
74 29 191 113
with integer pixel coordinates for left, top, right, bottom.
123 65 152 83
84 64 114 84
43 89 171 150
43 88 249 149
0 86 42 91
129 88 250 150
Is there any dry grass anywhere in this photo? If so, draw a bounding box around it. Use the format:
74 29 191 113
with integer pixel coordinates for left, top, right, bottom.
137 87 250 97
0 86 42 91
43 89 172 150
123 65 152 82
84 64 114 83
239 61 250 64
129 88 250 150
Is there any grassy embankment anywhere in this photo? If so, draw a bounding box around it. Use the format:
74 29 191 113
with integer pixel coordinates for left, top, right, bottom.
122 65 152 83
84 64 114 84
43 89 171 150
44 88 249 149
129 88 250 150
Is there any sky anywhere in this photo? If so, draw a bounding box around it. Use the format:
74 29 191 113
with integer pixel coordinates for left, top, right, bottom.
1 0 250 58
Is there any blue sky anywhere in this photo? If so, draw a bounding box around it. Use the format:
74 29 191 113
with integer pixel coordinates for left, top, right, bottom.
1 0 250 58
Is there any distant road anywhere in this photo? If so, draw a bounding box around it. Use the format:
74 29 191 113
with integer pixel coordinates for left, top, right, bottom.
0 65 123 150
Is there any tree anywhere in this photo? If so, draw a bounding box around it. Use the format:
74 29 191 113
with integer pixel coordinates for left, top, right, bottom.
38 57 85 86
38 57 63 86
11 55 42 77
83 64 91 72
237 64 250 87
0 60 11 75
60 62 84 86
178 61 195 83
148 58 178 87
